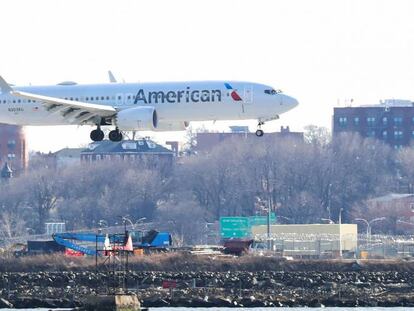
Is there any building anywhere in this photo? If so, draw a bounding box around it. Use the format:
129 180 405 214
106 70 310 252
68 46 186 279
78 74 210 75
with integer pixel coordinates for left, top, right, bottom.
0 124 27 172
53 148 84 168
81 139 174 166
333 100 414 149
252 224 358 258
35 140 174 170
365 193 414 234
196 126 304 152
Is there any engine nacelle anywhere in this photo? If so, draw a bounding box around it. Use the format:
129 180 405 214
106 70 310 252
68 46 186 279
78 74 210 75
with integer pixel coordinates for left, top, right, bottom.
154 121 190 131
116 107 158 131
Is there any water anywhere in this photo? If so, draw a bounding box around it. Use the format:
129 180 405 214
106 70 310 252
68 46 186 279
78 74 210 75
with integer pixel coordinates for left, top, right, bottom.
1 308 414 310
155 309 414 311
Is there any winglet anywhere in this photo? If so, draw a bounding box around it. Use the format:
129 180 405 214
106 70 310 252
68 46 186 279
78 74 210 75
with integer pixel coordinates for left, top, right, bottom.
108 70 117 83
0 76 13 93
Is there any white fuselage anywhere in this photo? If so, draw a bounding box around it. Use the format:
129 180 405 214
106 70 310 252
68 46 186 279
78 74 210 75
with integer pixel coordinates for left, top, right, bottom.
0 81 298 127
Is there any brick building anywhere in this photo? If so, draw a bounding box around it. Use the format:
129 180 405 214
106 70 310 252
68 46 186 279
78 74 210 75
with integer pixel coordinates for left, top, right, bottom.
80 139 174 169
365 193 414 234
333 100 414 149
0 124 27 172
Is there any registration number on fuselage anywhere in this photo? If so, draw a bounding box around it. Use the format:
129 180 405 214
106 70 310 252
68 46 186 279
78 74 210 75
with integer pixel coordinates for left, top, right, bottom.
8 107 24 112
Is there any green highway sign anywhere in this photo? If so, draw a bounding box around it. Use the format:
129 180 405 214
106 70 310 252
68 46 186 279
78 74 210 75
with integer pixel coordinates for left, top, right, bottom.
220 214 277 238
220 217 250 238
249 213 276 226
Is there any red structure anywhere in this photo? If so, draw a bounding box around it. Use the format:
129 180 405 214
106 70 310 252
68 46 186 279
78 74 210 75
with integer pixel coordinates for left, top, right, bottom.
0 124 27 172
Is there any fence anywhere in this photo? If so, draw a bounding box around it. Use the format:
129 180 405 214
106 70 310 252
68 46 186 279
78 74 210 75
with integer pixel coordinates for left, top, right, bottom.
253 232 414 259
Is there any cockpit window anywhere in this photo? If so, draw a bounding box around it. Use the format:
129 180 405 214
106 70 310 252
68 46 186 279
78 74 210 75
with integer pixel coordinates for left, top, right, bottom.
264 89 282 95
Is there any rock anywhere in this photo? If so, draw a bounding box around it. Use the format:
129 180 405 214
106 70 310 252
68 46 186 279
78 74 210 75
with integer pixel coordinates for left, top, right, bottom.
143 298 170 307
0 298 13 308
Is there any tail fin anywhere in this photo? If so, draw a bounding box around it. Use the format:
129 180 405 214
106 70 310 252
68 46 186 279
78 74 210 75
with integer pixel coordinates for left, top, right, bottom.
108 70 117 83
0 76 13 93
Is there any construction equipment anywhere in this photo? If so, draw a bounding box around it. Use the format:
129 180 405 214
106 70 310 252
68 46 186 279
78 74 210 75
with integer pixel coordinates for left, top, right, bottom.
28 240 66 254
52 230 172 256
53 232 131 256
131 230 172 251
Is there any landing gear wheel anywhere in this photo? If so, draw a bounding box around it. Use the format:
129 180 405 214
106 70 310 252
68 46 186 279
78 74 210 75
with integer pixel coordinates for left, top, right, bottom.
109 129 123 142
90 129 104 141
255 129 264 137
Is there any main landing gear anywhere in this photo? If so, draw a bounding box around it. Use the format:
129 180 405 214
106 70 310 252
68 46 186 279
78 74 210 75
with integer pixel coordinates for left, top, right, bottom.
255 121 264 137
108 128 123 142
90 127 104 142
90 127 123 142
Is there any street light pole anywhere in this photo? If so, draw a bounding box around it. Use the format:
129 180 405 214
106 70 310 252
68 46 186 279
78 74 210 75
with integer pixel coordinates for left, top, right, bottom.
339 208 343 258
327 183 332 220
355 217 386 248
267 195 271 251
368 217 386 245
355 218 370 246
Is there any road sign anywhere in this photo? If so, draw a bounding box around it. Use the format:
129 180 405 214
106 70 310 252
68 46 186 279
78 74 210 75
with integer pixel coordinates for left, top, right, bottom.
249 213 276 226
220 217 250 238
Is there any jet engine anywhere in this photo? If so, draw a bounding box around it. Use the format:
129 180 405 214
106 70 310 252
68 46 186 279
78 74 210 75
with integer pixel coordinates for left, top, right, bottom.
154 121 190 131
116 107 158 131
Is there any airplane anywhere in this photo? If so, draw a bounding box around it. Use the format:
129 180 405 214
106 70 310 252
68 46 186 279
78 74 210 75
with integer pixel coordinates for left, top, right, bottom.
0 75 298 141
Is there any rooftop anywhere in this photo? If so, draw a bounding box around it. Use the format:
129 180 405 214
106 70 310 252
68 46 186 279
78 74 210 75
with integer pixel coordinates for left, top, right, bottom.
369 193 414 203
81 139 173 154
54 148 84 158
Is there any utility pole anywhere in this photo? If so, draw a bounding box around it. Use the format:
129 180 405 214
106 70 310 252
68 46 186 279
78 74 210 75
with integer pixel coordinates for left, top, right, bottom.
339 208 343 259
267 195 271 251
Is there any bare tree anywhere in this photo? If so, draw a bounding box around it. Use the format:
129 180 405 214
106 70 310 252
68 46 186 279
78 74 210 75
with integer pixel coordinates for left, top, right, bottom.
304 124 331 146
23 168 59 233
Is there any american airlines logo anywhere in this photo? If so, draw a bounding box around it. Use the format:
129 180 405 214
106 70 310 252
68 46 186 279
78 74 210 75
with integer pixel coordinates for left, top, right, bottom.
134 83 242 104
224 83 242 101
134 87 222 104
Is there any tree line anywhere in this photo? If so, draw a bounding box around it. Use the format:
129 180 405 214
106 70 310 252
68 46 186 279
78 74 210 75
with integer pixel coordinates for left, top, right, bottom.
0 127 413 243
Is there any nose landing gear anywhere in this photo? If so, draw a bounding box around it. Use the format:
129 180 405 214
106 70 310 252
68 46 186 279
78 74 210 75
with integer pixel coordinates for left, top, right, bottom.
255 129 264 137
255 121 265 137
90 127 104 142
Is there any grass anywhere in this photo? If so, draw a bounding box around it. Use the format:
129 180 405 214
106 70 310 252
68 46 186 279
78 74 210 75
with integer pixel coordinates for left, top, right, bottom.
1 252 414 272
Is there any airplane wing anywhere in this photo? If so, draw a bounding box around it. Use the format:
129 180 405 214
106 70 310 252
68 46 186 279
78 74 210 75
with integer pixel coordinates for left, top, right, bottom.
0 76 116 124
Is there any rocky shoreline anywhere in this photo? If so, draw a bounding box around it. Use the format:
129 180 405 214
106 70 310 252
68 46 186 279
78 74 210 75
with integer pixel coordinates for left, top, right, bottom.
2 269 414 308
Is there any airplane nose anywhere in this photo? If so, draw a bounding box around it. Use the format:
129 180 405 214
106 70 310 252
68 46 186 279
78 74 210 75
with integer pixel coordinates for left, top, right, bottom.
283 95 299 108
